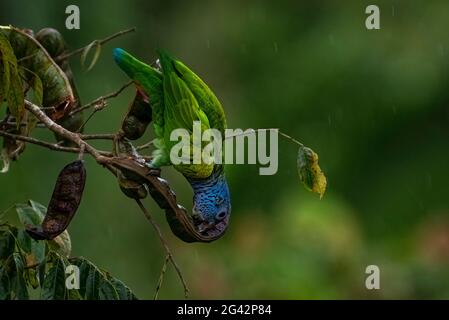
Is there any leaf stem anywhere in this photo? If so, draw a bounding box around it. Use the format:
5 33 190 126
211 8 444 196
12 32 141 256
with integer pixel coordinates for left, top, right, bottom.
224 128 304 146
69 81 133 117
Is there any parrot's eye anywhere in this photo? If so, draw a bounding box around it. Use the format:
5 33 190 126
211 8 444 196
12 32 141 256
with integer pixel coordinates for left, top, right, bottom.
216 211 227 220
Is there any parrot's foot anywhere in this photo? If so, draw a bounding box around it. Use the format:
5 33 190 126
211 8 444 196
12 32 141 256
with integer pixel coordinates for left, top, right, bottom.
144 160 162 176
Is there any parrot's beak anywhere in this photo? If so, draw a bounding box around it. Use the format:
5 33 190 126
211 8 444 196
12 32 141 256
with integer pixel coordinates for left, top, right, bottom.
197 221 215 233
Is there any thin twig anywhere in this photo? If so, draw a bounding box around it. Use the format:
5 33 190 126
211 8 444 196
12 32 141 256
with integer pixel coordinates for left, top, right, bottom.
0 129 112 156
135 199 189 298
24 101 115 170
55 27 136 62
81 133 116 140
135 140 155 151
78 143 86 160
69 81 133 116
154 254 170 300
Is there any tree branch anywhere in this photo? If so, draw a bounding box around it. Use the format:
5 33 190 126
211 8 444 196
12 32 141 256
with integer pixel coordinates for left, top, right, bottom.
69 81 133 116
24 100 112 166
55 27 136 62
0 130 112 156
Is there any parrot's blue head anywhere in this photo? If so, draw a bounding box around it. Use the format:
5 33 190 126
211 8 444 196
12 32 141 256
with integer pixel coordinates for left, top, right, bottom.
188 169 231 232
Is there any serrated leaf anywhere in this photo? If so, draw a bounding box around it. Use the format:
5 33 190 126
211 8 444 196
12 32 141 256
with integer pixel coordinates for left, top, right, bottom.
108 276 137 300
81 40 101 72
297 146 327 199
71 258 100 299
85 264 101 300
41 256 66 300
11 253 28 299
99 278 119 300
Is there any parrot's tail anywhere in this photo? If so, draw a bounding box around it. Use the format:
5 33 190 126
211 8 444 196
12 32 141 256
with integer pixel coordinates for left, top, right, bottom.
113 48 158 80
157 49 178 75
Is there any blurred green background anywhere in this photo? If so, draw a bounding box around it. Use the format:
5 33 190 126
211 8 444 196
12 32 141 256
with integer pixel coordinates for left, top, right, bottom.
1 0 449 299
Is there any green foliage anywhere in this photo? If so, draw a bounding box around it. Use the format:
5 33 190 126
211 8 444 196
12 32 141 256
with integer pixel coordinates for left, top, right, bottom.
0 29 24 123
0 200 138 300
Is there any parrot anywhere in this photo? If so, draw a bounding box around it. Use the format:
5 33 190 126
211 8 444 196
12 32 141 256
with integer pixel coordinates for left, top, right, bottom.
113 48 231 231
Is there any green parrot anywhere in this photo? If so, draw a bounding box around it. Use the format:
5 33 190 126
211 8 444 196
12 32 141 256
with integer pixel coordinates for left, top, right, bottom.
113 48 231 230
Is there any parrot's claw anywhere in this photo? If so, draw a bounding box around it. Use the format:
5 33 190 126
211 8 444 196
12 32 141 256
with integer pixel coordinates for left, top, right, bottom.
144 161 161 176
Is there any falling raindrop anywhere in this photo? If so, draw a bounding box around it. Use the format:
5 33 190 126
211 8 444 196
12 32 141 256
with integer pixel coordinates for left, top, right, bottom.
392 6 395 16
206 39 211 49
273 42 278 53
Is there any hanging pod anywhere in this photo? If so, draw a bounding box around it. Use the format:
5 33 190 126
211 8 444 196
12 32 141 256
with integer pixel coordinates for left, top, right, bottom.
26 160 86 240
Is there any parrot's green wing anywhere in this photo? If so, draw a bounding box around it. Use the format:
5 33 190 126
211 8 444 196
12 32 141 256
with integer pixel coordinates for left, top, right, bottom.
172 59 227 134
158 50 227 134
162 70 213 179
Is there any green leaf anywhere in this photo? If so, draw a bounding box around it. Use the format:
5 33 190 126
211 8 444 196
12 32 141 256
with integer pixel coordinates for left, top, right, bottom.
11 253 28 300
0 30 12 105
16 229 31 253
70 257 137 300
6 57 24 125
99 278 119 300
66 287 82 300
29 200 47 218
49 230 71 258
0 266 11 300
0 229 16 261
108 276 137 300
297 146 327 199
16 202 45 226
81 40 101 72
1 26 75 120
85 264 101 300
30 71 43 106
41 255 66 300
71 258 100 299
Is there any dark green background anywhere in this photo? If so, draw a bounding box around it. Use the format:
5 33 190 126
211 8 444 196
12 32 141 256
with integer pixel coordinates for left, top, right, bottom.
1 0 449 299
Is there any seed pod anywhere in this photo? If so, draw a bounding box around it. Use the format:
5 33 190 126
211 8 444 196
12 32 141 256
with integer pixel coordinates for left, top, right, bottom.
107 157 228 243
35 28 84 146
113 137 148 199
121 90 152 140
26 160 86 240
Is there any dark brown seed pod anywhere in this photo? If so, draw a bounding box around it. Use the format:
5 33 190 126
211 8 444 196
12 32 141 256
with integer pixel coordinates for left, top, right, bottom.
121 91 152 140
26 160 86 240
113 137 148 199
105 157 228 243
